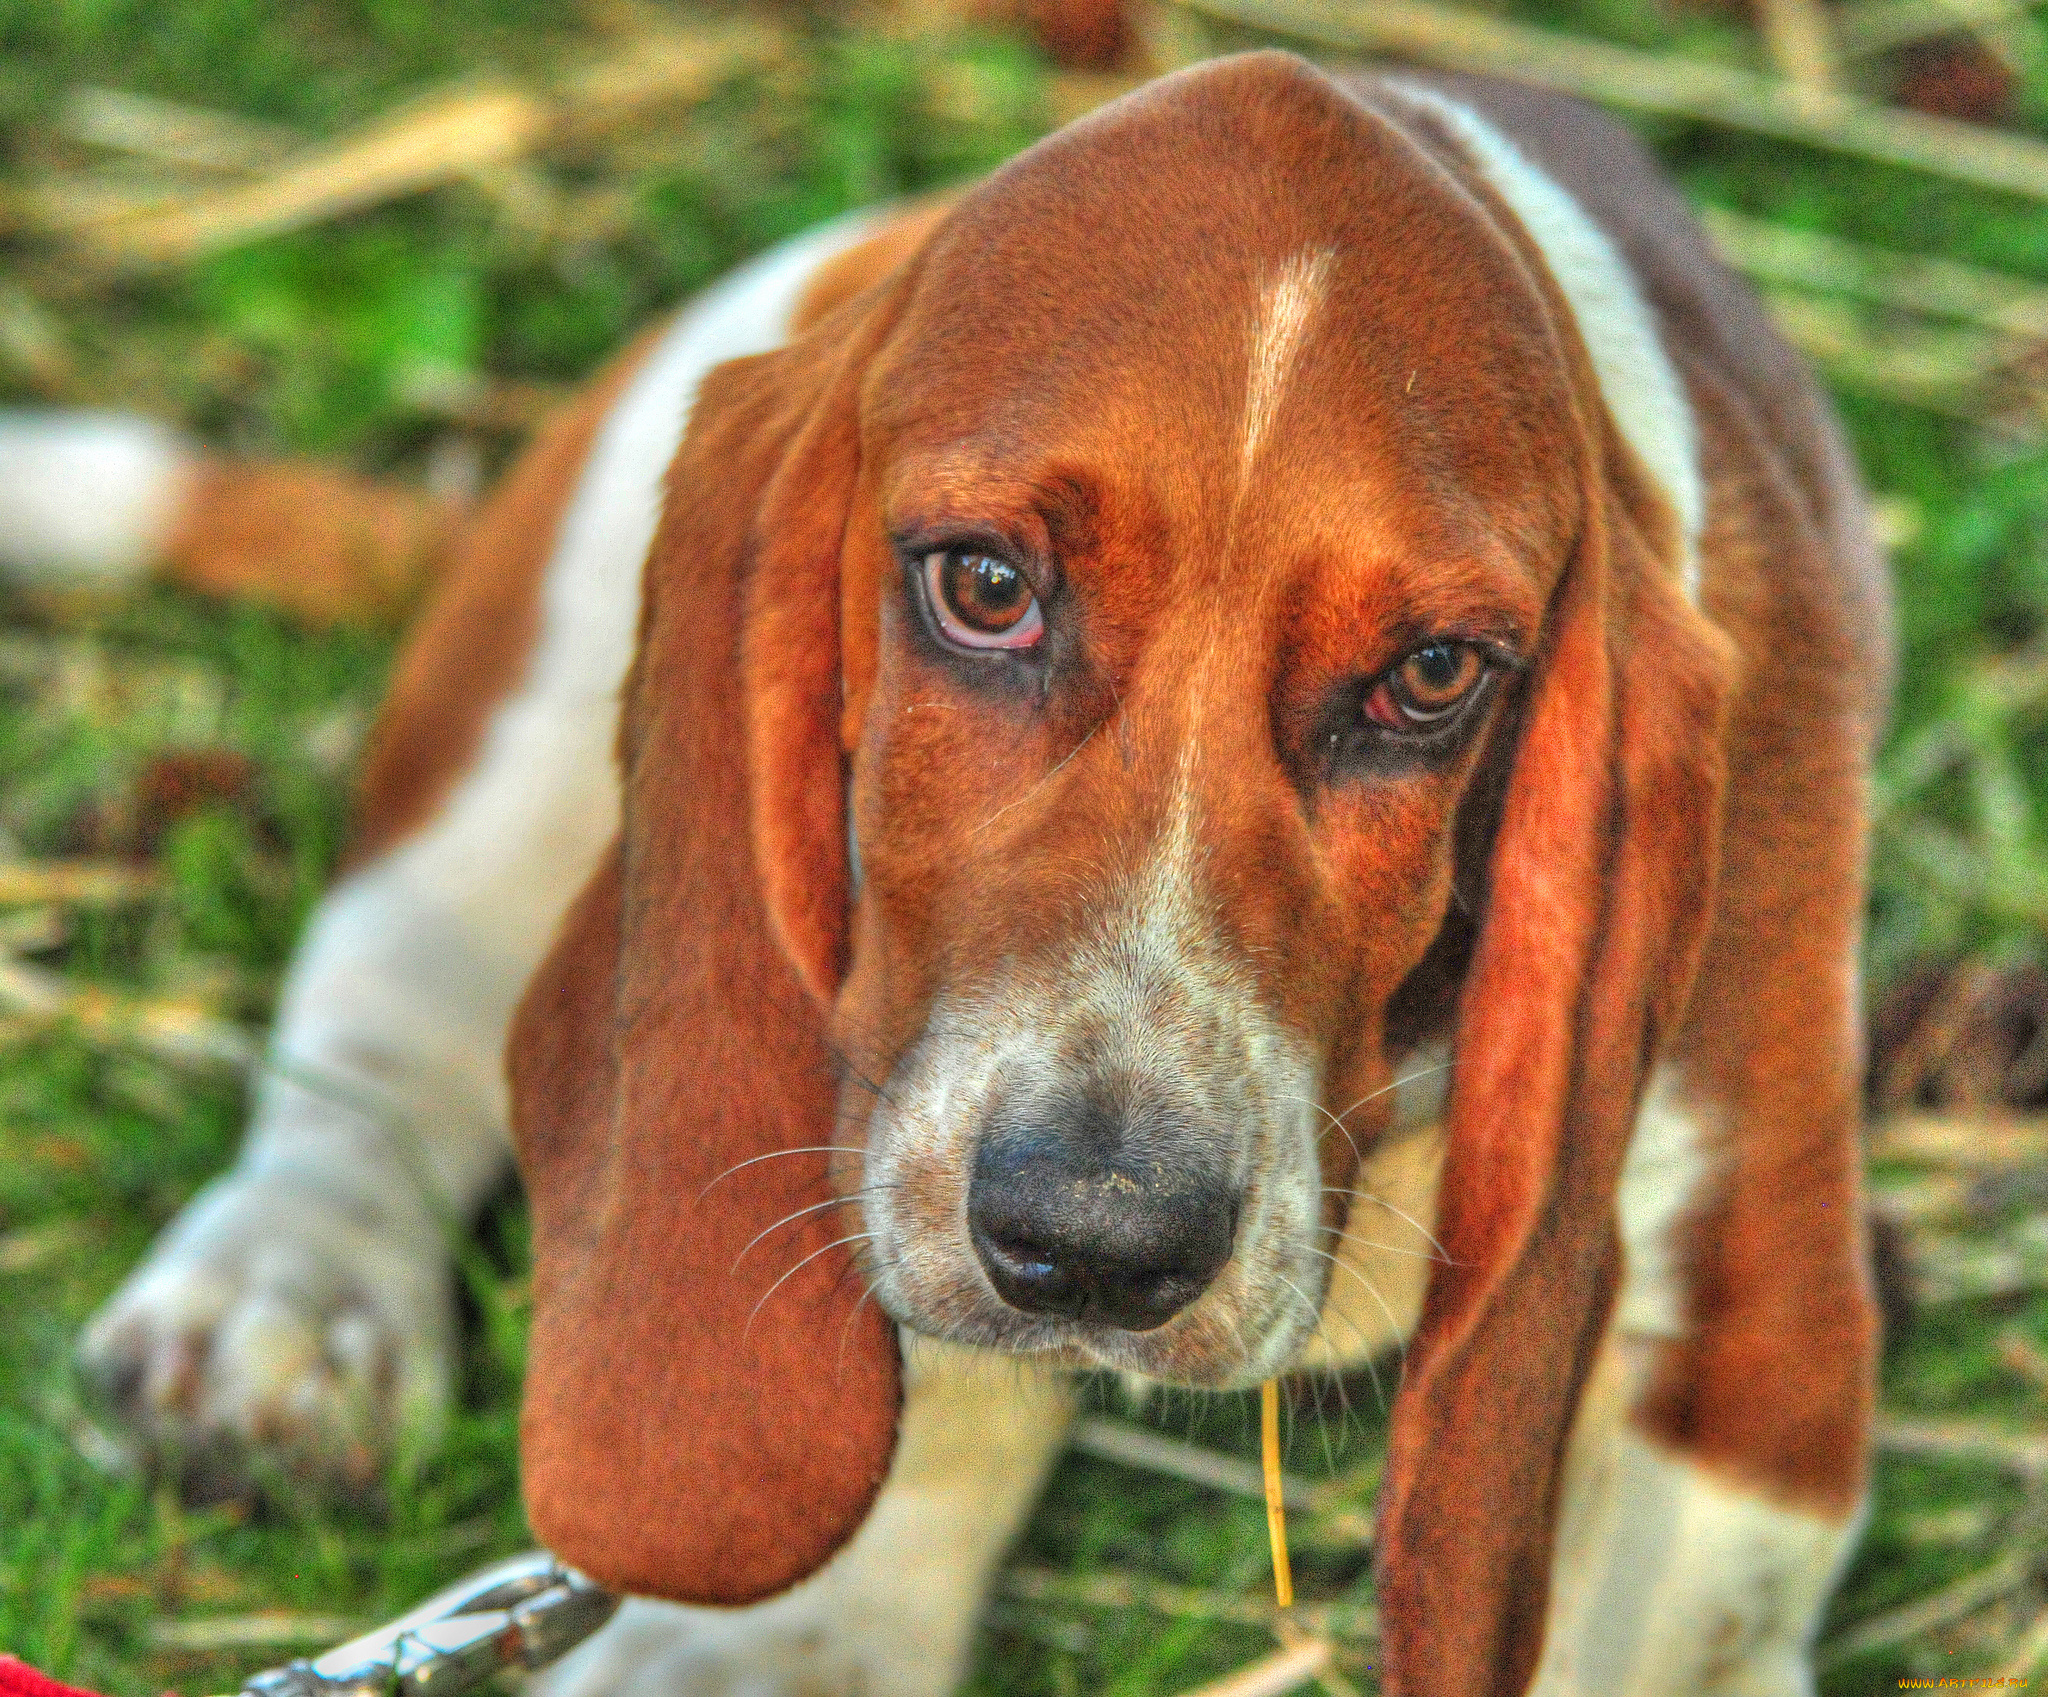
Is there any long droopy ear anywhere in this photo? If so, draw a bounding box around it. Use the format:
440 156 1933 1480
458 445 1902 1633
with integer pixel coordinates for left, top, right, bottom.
510 288 908 1603
1374 483 1735 1695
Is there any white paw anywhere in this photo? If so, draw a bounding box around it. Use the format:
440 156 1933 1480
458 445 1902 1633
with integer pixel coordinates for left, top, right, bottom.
532 1596 954 1697
76 1170 455 1497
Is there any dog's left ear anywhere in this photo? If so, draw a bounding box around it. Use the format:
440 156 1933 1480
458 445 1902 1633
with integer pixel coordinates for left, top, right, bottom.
1374 463 1736 1694
511 278 912 1605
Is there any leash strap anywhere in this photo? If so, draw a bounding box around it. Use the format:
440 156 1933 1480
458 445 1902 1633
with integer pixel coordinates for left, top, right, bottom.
237 1552 616 1697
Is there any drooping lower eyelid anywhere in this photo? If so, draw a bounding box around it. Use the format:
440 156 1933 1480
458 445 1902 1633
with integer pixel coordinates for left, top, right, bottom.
1361 663 1497 741
1397 695 1470 724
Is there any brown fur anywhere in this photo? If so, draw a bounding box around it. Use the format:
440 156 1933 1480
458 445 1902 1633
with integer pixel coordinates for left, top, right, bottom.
1421 72 1887 1516
165 459 456 626
791 199 957 337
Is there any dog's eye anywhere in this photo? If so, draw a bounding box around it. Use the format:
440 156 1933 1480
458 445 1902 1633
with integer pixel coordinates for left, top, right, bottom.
1364 642 1486 730
923 549 1044 651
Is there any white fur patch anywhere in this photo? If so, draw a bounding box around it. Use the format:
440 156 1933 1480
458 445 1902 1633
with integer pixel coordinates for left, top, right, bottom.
1392 86 1704 601
1614 1068 1714 1339
1390 1037 1453 1134
0 411 195 587
864 745 1327 1386
1537 1358 1862 1697
1241 249 1334 481
1110 756 1327 1381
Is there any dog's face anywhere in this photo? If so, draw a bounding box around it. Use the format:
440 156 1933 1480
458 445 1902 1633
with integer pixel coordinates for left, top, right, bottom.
517 48 1735 1614
830 73 1585 1385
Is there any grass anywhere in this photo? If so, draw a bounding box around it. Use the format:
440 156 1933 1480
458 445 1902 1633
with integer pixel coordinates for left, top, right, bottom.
0 0 2046 1692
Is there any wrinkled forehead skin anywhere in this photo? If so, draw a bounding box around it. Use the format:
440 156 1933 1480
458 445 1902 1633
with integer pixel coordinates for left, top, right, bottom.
837 54 1590 1015
870 54 1584 601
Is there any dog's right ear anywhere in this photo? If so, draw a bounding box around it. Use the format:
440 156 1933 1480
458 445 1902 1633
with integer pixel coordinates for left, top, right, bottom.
511 273 915 1605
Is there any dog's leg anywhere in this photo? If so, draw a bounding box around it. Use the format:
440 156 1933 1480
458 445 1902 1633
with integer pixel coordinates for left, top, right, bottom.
1310 1051 1868 1696
1528 1064 1874 1697
75 698 621 1488
74 374 643 1492
1525 657 1881 1697
1530 1348 1863 1697
534 1338 1074 1697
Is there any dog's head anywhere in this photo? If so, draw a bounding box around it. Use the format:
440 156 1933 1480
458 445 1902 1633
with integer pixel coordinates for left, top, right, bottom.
512 50 1733 1667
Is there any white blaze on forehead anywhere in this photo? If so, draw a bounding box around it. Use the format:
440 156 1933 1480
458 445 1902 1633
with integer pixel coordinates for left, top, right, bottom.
1392 84 1705 603
1093 739 1228 1046
1241 248 1335 481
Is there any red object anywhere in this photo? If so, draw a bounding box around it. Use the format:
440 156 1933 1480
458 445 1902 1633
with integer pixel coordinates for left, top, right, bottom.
0 1657 108 1697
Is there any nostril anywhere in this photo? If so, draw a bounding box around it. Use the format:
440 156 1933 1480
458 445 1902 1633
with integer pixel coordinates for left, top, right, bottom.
972 1224 1086 1320
985 1234 1056 1282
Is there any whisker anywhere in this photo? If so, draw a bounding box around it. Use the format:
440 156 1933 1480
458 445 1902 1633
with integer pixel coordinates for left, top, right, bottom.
1264 1280 1341 1470
1302 1244 1409 1392
743 1232 881 1341
828 1051 901 1112
1311 1287 1390 1418
1275 1270 1384 1417
974 720 1102 834
697 1146 872 1201
1215 1307 1257 1393
1316 1195 1449 1264
1276 1058 1457 1176
1279 1091 1363 1169
836 1284 877 1374
836 1257 902 1375
1333 1192 1458 1268
806 1003 901 1114
1335 1056 1449 1121
730 1185 899 1271
1328 1058 1455 1133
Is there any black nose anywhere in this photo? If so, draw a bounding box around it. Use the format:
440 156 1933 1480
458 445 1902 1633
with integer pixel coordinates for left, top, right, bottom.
968 1108 1238 1332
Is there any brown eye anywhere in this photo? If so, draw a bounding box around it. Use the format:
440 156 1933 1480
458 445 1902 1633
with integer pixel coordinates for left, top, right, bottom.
1364 642 1486 730
924 549 1044 651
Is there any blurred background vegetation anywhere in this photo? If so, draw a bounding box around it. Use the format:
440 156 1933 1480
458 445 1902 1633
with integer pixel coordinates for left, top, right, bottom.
1 0 2047 1691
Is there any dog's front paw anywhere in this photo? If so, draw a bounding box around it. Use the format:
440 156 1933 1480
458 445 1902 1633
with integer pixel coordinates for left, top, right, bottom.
533 1598 956 1697
76 1171 455 1498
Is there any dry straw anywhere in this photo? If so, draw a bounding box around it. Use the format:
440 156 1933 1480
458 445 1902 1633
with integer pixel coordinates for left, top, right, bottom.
1260 1378 1294 1610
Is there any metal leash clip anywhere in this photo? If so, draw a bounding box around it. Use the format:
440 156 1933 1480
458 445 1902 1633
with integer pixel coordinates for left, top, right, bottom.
239 1552 619 1697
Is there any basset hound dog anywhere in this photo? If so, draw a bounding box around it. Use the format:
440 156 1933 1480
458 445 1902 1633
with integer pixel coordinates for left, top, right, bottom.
38 49 1891 1697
